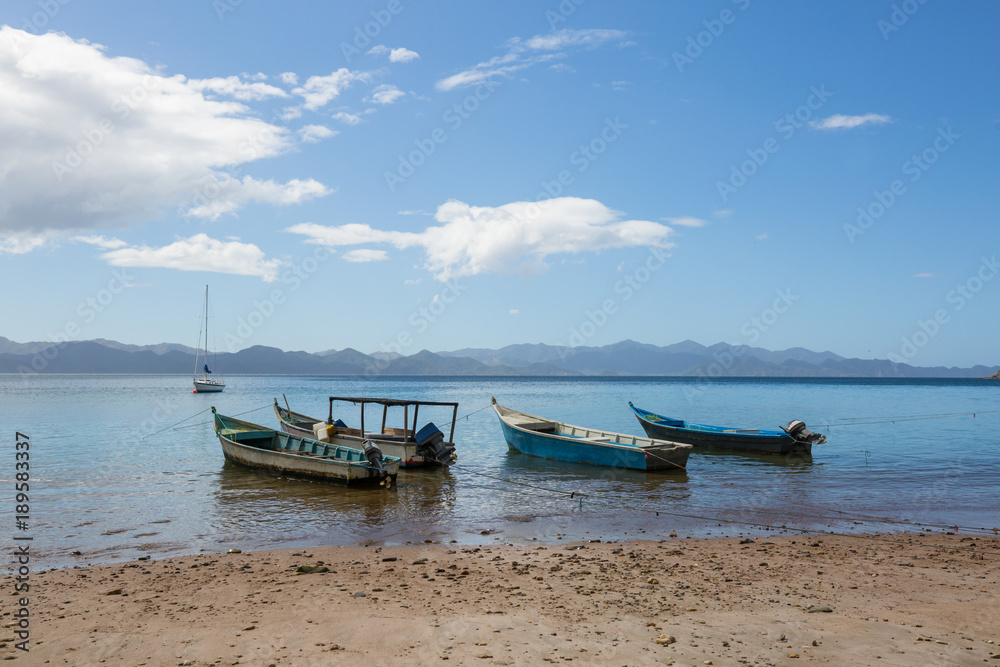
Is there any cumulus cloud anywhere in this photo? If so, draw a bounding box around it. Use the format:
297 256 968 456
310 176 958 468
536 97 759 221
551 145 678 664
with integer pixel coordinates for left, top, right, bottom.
389 47 420 63
186 76 289 101
297 124 338 143
332 111 363 125
287 197 674 281
0 27 332 245
0 231 49 255
436 28 630 91
99 233 282 281
366 45 389 56
181 176 331 220
810 113 893 130
291 68 373 110
367 83 405 105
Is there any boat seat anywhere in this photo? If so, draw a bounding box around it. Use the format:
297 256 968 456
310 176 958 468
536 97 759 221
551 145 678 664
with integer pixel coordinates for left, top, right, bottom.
514 421 555 432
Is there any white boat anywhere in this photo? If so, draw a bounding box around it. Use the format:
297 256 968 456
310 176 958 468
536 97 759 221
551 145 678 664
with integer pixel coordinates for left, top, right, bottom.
193 285 225 393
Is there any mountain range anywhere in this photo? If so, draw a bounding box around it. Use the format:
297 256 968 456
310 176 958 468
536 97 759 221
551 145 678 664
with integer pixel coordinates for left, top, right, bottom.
1 336 997 378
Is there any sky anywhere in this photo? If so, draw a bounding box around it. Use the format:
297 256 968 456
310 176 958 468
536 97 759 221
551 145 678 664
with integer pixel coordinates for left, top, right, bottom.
1 1 998 368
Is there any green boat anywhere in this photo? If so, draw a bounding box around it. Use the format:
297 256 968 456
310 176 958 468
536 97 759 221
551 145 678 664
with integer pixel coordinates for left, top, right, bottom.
212 408 399 487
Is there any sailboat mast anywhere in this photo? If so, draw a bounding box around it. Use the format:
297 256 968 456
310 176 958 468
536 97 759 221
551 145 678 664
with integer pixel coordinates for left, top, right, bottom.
204 285 209 380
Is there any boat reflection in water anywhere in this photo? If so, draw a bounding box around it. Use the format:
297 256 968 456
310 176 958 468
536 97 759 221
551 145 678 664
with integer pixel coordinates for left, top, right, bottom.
210 462 459 545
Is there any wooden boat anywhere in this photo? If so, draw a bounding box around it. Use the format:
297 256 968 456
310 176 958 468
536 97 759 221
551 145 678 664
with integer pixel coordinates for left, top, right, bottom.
491 398 691 471
628 402 825 455
273 396 458 467
212 408 398 486
193 285 225 393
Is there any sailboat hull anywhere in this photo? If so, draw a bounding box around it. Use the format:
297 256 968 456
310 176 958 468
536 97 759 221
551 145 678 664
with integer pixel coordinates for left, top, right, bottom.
194 379 225 393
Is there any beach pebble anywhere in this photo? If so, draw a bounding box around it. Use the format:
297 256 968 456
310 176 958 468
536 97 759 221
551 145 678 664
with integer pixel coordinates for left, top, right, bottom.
806 605 833 613
295 565 330 574
102 588 122 596
354 592 367 598
654 634 676 645
227 548 241 554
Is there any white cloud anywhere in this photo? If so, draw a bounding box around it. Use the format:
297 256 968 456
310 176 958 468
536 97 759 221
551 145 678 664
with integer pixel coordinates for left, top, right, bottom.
366 45 389 56
280 72 298 85
287 197 674 281
292 68 372 110
397 209 431 216
0 28 333 242
298 124 338 143
665 216 708 228
100 233 282 281
911 272 943 278
342 249 389 263
810 113 893 130
437 28 630 91
186 76 289 101
367 83 405 105
74 234 128 249
611 80 629 91
509 309 519 315
520 29 628 51
549 63 576 74
755 233 768 241
389 47 420 63
0 231 49 255
182 176 331 220
332 111 363 125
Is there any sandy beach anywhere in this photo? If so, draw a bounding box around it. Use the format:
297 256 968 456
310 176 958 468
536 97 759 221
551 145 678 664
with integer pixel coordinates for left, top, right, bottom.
5 532 998 666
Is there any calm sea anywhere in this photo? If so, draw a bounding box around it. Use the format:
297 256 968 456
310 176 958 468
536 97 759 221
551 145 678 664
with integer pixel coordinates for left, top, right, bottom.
2 374 998 569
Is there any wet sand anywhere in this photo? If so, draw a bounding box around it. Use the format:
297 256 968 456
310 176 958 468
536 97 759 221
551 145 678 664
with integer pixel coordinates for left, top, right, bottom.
6 533 999 666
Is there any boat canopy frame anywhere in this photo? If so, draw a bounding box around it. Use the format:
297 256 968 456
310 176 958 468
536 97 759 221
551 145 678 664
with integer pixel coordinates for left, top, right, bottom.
327 396 459 444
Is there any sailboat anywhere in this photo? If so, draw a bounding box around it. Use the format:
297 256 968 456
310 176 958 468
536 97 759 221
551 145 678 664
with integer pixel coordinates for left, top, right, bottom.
193 285 225 393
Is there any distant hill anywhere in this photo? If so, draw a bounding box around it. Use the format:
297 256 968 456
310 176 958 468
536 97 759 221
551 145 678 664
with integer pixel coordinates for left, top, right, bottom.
0 336 994 377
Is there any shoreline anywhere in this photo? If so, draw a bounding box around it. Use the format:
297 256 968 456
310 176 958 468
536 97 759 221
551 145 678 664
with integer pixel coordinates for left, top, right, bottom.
8 532 998 666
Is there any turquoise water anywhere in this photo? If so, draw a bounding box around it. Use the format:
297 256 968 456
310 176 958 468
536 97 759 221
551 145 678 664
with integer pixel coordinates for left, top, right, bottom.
1 375 998 569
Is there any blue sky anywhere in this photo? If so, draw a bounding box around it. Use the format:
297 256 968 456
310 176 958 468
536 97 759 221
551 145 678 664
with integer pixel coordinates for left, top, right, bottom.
1 1 998 367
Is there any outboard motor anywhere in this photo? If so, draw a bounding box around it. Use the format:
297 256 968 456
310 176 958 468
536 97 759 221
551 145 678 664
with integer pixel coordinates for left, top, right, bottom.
414 422 457 465
362 439 386 475
781 420 826 445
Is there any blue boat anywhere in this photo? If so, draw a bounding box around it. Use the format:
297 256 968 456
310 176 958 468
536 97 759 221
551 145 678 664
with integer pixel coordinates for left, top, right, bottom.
492 398 691 471
628 402 825 455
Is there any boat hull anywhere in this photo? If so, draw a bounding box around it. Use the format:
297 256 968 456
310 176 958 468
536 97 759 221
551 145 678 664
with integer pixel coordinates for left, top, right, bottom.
493 401 690 471
629 404 809 455
194 379 225 393
273 403 444 467
214 411 398 487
